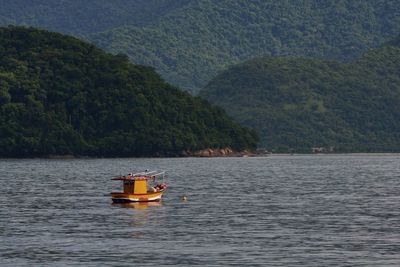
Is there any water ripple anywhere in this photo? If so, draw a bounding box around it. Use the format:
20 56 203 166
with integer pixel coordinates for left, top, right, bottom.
1 155 400 266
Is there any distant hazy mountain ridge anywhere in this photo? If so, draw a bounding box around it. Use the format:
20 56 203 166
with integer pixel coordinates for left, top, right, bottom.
0 0 190 35
89 0 400 92
0 1 399 93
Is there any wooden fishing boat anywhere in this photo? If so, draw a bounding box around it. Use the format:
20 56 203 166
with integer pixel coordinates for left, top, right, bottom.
111 170 167 203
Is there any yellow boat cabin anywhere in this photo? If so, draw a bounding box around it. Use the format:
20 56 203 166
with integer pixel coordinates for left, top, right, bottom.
111 170 167 203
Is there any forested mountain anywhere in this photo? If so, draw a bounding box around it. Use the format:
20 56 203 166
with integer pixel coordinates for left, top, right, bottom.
1 1 399 93
0 0 190 35
0 27 257 157
199 37 400 153
90 0 400 92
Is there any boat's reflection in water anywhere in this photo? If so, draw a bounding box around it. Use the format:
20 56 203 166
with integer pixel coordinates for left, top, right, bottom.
112 202 164 235
112 201 163 209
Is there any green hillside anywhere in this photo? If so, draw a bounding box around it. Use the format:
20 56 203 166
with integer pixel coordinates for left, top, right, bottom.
0 27 258 157
89 0 400 92
199 38 400 153
1 1 399 93
0 0 189 35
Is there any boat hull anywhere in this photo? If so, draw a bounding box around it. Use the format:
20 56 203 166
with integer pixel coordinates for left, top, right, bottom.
111 191 164 203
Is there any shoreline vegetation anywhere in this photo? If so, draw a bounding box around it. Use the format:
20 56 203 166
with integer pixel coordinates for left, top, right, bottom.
200 37 400 153
3 151 400 160
3 147 262 159
42 152 400 159
0 27 258 158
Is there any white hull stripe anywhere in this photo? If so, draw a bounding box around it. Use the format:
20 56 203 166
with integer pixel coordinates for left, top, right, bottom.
113 195 162 202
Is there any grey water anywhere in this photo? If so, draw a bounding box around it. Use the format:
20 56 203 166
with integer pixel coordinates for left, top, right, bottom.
1 155 400 266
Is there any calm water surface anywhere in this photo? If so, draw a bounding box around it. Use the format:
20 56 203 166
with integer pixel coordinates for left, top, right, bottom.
1 155 400 266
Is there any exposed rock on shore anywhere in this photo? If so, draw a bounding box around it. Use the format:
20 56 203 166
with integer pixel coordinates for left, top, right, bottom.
188 148 257 157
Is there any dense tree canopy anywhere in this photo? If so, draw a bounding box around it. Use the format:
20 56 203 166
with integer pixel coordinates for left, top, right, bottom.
0 27 258 157
89 0 400 92
0 0 189 35
0 1 399 93
200 38 400 153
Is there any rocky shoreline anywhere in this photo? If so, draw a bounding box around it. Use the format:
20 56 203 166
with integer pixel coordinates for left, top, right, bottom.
2 148 266 159
183 148 262 157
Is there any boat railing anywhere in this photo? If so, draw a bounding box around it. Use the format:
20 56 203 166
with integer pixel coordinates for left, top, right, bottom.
132 171 165 178
112 171 165 180
131 170 158 176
